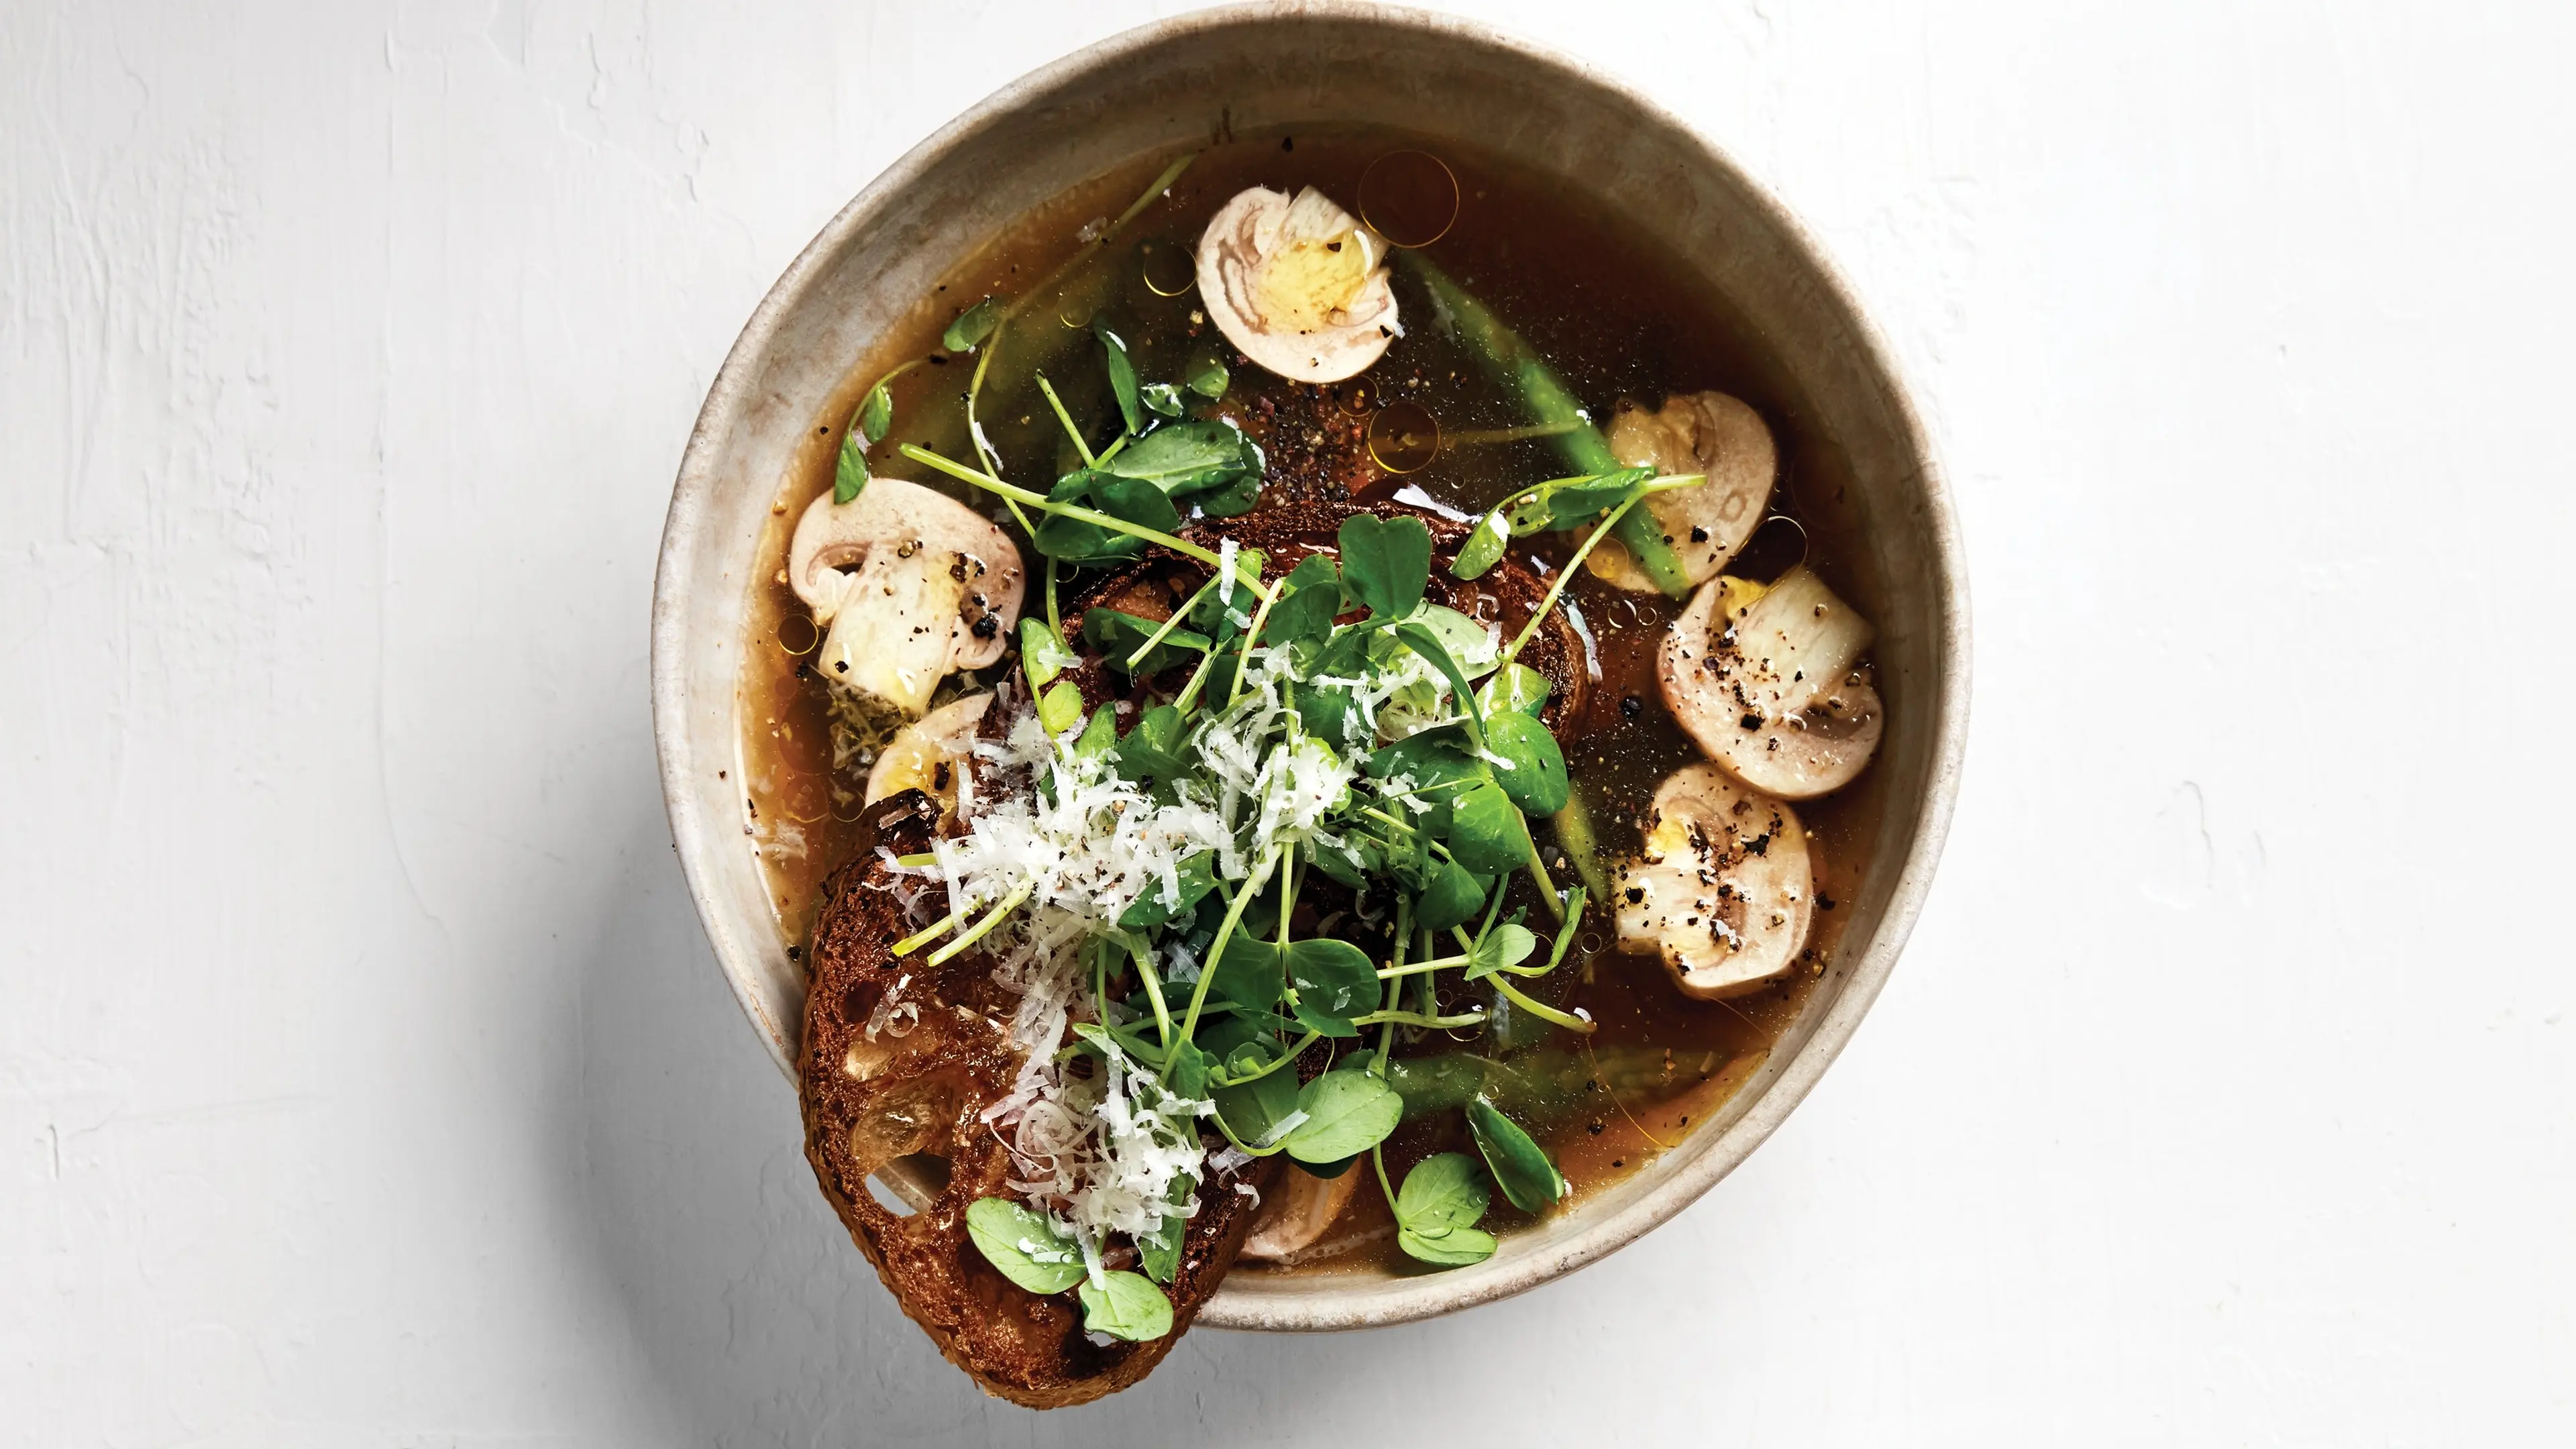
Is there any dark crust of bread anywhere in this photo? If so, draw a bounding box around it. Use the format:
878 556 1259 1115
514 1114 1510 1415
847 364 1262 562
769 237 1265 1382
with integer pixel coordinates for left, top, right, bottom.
798 790 1275 1409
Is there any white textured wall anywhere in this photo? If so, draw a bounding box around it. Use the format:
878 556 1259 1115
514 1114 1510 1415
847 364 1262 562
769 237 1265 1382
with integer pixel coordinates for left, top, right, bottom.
5 2 2569 1444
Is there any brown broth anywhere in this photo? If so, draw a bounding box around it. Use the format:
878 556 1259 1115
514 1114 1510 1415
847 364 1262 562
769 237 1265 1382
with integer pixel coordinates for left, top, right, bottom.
735 127 1882 1275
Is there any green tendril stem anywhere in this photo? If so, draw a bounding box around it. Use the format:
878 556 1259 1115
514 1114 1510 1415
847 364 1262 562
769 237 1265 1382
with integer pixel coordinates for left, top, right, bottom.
1034 373 1097 468
1500 491 1645 668
1177 849 1278 1043
1489 974 1594 1033
1125 573 1222 669
1208 1031 1320 1088
926 880 1034 967
899 444 1274 604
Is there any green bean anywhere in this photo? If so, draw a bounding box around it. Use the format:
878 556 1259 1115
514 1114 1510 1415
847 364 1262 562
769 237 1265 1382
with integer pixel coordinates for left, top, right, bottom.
1399 253 1693 597
1387 1044 1700 1125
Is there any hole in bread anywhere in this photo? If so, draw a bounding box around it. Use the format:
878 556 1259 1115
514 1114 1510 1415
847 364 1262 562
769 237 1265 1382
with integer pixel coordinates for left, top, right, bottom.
865 1152 951 1218
846 1073 965 1173
864 1173 922 1218
894 1150 954 1195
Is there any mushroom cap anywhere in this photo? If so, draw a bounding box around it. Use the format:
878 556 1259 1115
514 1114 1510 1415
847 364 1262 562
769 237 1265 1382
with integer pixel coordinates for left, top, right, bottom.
864 692 994 809
1613 763 1814 998
788 478 1024 669
1660 566 1883 800
1238 1163 1363 1263
1587 391 1776 593
1197 186 1399 384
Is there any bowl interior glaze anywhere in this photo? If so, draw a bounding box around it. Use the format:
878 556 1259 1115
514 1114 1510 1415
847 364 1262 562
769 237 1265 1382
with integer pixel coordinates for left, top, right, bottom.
651 1 1967 1332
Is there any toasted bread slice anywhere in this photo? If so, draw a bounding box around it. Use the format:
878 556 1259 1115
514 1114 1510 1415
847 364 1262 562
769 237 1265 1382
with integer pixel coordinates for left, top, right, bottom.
798 790 1272 1408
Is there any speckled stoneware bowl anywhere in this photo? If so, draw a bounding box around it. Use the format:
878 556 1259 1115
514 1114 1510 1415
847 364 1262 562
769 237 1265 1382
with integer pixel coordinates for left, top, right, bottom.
652 1 1968 1331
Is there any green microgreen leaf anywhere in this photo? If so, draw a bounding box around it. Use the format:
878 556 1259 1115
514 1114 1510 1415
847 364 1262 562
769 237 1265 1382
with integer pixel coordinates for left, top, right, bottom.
1392 621 1487 735
1414 857 1489 933
942 295 1003 353
1446 780 1533 875
834 380 900 506
1110 703 1192 784
1091 419 1263 498
1393 1152 1498 1267
1202 1017 1300 1143
1450 509 1510 580
1091 474 1185 535
1338 513 1432 619
1466 1095 1568 1213
1074 702 1118 759
1140 380 1187 418
1185 345 1228 398
1407 604 1499 680
1477 661 1551 718
1540 885 1588 973
1484 710 1570 815
965 1197 1087 1293
1019 616 1078 692
1095 323 1144 436
835 428 870 504
1078 1270 1174 1340
1191 474 1261 519
1285 938 1377 1036
1031 511 1146 564
1164 1037 1213 1102
1396 1152 1491 1231
1136 1173 1194 1284
1264 553 1344 648
1118 850 1216 930
1400 1219 1497 1267
1291 682 1357 752
1283 1069 1403 1163
1544 466 1655 527
1210 933 1288 1014
1038 679 1085 735
858 382 894 443
1464 922 1540 981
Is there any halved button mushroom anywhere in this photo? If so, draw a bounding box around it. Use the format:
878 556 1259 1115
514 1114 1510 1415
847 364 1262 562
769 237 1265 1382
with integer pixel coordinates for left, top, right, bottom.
1197 186 1399 384
788 479 1024 722
1660 565 1882 799
1238 1163 1363 1263
863 692 992 810
1586 391 1776 593
1613 763 1813 998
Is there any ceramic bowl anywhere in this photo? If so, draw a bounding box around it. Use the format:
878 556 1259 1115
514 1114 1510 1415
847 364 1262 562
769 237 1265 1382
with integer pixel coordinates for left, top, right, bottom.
651 1 1968 1331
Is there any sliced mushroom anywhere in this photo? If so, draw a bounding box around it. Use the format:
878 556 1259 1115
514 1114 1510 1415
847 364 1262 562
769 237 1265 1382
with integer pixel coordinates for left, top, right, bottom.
788 479 1024 722
863 692 992 810
1586 391 1776 593
1238 1163 1363 1262
1613 763 1813 998
1197 186 1399 384
1660 565 1882 799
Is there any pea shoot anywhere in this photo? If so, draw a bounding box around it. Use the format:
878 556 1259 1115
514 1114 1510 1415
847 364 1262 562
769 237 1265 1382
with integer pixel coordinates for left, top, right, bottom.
890 279 1713 1338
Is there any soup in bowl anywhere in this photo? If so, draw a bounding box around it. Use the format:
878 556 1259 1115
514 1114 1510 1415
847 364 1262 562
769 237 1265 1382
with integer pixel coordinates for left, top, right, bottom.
651 2 1966 1405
